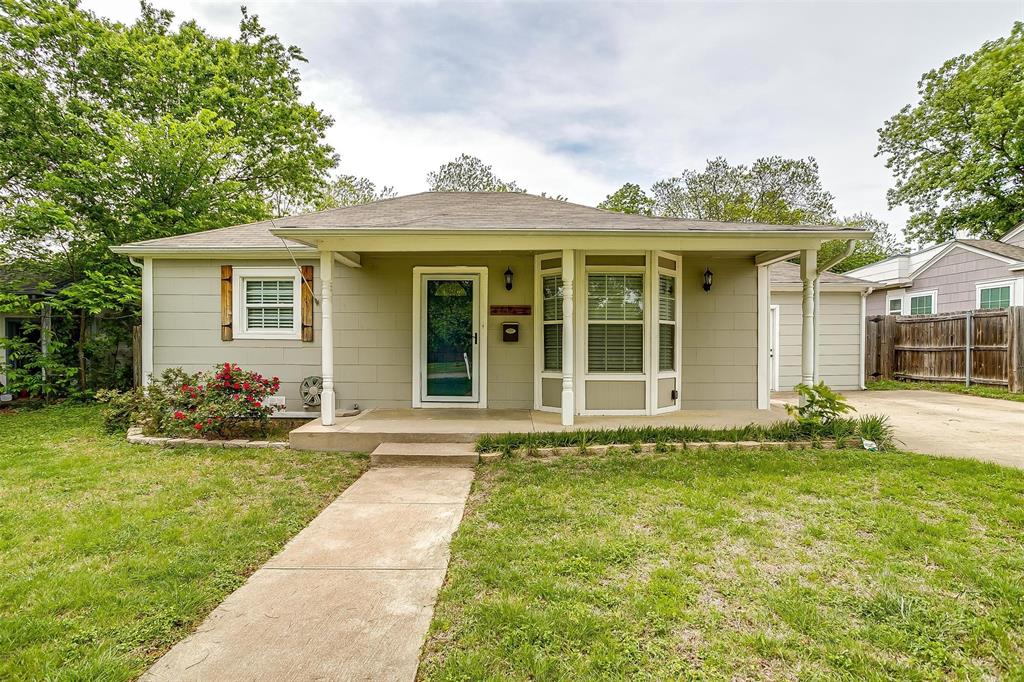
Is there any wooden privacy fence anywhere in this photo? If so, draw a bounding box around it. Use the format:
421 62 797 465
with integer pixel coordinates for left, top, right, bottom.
864 307 1024 392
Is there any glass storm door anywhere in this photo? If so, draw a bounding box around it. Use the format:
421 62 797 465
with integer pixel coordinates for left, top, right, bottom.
421 274 480 402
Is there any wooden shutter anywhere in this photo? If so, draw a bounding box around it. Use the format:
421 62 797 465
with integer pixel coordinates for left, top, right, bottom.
300 265 314 342
220 265 233 341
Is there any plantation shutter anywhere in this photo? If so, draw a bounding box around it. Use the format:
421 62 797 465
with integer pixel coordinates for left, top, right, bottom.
220 265 233 341
300 265 314 342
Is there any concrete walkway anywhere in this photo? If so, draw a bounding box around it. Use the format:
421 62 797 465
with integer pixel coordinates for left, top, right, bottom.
143 466 474 681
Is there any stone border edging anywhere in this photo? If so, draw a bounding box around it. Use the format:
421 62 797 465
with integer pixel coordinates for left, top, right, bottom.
126 426 288 450
479 439 848 461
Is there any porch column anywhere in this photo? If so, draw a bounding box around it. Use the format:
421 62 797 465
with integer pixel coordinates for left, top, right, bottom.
800 249 817 397
561 249 575 426
319 250 336 426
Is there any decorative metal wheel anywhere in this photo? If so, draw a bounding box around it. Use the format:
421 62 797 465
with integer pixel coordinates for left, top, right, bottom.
300 376 323 406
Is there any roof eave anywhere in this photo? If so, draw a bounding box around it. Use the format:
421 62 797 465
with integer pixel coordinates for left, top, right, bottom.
110 245 317 257
771 282 872 292
267 227 872 239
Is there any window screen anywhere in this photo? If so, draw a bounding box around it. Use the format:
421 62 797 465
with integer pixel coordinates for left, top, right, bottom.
980 286 1010 309
909 294 933 315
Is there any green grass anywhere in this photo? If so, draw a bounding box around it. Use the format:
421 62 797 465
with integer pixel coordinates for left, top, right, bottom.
421 448 1024 680
476 416 894 455
0 403 366 680
868 378 1024 403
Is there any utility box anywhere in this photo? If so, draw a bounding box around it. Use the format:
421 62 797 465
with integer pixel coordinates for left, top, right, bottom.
502 322 520 343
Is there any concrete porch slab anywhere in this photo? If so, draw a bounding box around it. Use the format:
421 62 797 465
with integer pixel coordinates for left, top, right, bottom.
290 406 790 452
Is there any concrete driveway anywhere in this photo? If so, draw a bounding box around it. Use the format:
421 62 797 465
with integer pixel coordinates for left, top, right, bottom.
839 390 1024 469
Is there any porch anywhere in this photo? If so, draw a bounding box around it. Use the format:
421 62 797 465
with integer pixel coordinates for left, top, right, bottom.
289 404 790 452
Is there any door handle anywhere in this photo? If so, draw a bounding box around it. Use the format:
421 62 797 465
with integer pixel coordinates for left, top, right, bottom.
474 332 478 345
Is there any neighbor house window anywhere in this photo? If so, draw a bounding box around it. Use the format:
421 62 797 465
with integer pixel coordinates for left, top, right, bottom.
233 268 301 339
542 274 563 371
979 285 1011 310
888 298 903 315
909 293 934 315
587 273 644 373
658 274 676 371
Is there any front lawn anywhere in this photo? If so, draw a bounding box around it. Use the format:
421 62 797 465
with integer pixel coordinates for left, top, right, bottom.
422 448 1024 679
868 378 1024 403
0 404 366 680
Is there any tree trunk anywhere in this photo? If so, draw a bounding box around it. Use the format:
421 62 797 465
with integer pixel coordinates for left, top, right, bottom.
78 311 87 392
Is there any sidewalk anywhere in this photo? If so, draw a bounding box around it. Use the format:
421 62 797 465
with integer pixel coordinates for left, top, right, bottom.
143 466 474 681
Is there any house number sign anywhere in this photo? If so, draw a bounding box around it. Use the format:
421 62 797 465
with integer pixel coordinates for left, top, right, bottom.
489 305 531 316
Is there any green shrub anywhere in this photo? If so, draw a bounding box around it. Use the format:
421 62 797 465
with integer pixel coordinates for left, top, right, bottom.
786 382 854 436
857 414 896 449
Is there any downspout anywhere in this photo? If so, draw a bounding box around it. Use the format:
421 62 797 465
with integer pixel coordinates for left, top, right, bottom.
813 240 857 384
859 287 873 389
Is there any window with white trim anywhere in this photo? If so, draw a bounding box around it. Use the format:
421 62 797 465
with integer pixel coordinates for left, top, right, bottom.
979 284 1011 309
541 274 563 371
888 298 903 315
587 272 644 373
909 292 934 315
233 268 302 339
658 274 676 371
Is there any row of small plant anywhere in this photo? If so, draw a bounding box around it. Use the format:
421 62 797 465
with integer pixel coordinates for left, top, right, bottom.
477 382 895 455
97 363 281 438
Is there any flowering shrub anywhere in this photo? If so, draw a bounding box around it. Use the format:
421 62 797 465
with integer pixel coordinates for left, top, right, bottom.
98 363 282 438
165 363 281 437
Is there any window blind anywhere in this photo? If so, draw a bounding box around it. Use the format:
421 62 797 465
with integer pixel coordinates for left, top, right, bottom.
542 274 564 372
245 279 295 330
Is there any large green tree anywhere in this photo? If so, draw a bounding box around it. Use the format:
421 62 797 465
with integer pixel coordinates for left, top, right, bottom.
651 156 836 225
597 183 655 215
426 154 523 192
0 0 337 392
604 157 901 271
878 22 1024 243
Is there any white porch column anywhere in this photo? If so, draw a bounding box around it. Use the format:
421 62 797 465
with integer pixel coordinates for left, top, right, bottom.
800 249 817 396
319 250 336 426
561 249 575 426
813 275 822 384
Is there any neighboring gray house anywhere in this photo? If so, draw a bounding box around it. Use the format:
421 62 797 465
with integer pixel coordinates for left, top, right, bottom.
847 223 1024 316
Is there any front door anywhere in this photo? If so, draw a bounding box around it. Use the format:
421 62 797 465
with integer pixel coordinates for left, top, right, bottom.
420 274 480 403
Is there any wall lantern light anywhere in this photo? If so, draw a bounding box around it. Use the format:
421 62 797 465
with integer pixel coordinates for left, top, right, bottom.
504 266 514 291
703 268 713 293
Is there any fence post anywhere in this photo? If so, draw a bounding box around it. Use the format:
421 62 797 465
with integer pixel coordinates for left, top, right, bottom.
965 310 973 387
1009 307 1024 393
879 315 896 380
132 325 142 388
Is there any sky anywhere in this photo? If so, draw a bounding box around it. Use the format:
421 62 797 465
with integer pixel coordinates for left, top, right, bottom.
84 0 1023 240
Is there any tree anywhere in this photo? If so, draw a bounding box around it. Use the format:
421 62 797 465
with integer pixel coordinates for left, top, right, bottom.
597 183 655 215
819 213 904 273
651 156 836 225
426 154 523 192
878 23 1024 243
0 0 337 393
312 175 397 210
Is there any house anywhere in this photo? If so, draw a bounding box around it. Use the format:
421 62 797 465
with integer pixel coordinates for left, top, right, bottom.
111 192 868 427
0 265 57 398
847 223 1024 316
769 263 874 392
